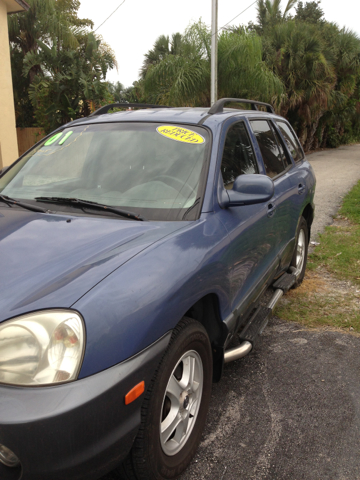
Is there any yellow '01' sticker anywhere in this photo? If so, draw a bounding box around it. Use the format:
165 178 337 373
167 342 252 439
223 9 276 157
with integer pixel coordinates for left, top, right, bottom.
157 126 205 145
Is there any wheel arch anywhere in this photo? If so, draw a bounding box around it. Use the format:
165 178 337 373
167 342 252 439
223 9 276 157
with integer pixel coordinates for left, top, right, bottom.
184 293 228 383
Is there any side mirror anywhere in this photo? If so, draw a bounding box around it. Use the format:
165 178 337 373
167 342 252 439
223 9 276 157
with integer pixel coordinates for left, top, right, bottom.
220 174 274 207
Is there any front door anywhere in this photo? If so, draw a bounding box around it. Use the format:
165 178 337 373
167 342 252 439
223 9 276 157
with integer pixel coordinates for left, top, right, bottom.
217 120 279 325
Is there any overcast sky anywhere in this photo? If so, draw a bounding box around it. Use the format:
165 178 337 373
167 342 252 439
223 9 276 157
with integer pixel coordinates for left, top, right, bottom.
78 0 360 88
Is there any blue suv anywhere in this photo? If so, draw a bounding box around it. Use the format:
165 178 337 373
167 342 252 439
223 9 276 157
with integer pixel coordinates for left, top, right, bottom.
0 98 315 480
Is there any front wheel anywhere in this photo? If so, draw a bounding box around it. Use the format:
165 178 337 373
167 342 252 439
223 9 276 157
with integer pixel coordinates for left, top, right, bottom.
121 318 212 480
290 216 308 288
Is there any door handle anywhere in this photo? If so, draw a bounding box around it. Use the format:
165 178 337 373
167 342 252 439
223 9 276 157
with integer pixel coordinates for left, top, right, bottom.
267 203 276 217
298 183 305 195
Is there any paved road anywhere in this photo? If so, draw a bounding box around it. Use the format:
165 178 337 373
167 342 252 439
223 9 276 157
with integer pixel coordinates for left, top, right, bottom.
309 145 360 240
180 319 360 480
103 146 360 480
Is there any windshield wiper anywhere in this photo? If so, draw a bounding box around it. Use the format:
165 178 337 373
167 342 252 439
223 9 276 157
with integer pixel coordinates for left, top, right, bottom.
182 197 201 220
35 197 144 221
0 195 48 213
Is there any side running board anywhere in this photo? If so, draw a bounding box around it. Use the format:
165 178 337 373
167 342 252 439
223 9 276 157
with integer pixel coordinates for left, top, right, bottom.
224 272 296 364
272 272 296 292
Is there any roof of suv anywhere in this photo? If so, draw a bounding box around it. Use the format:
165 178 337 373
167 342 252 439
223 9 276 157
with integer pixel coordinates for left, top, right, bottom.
68 98 280 128
71 107 278 127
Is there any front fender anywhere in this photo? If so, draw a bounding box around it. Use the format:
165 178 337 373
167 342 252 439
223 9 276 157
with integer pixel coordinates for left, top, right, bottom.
74 214 232 378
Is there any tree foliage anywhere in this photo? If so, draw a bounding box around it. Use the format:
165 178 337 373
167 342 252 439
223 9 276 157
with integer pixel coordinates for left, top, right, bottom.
263 10 360 149
138 1 360 151
9 0 116 132
143 21 283 107
23 34 115 131
141 33 183 79
12 0 360 150
295 1 324 24
256 0 297 32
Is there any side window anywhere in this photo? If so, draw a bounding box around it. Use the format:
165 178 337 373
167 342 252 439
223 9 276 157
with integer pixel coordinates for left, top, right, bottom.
276 121 304 162
271 123 292 168
250 120 287 178
221 122 258 190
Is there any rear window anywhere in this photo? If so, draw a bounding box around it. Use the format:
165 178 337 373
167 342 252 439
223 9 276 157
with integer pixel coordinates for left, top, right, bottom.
276 121 304 162
250 120 288 178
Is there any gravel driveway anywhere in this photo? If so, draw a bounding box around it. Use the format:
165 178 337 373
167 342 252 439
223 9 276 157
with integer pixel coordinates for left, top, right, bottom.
102 145 360 480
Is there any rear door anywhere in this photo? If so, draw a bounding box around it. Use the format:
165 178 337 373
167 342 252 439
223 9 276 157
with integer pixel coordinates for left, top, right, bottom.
274 120 309 217
249 119 301 268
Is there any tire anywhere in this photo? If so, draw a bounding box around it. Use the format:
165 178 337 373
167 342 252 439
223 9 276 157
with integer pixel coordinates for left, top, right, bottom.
290 216 308 288
120 318 212 480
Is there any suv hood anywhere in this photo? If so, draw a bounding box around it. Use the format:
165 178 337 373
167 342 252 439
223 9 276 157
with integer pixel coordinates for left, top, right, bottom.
0 208 186 322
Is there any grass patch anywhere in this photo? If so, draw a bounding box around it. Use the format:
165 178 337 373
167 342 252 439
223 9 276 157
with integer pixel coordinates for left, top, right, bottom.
275 180 360 333
311 224 360 286
276 270 360 331
340 179 360 223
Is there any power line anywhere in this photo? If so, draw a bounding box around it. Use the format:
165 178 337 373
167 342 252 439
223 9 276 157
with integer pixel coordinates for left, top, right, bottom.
93 0 256 36
94 0 126 32
214 0 258 35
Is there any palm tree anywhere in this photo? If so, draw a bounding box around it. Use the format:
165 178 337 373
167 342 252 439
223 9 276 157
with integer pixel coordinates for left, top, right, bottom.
8 0 79 82
263 20 335 149
107 81 126 103
218 30 283 102
140 33 183 79
256 0 298 32
23 32 116 131
143 21 283 107
317 25 360 148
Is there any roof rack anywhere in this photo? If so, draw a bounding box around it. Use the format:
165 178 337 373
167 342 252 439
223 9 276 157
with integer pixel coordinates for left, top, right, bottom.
208 98 275 115
89 103 171 117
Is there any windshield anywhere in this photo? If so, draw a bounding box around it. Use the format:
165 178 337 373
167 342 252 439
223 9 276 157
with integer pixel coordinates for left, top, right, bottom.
0 122 210 221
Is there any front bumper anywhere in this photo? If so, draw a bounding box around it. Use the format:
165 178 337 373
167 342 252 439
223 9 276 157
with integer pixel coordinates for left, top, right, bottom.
0 331 171 480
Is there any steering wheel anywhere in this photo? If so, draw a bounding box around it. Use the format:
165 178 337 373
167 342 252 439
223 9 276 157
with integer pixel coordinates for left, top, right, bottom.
153 175 197 198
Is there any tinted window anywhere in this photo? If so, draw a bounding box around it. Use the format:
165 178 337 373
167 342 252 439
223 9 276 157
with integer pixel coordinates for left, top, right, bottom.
221 122 258 189
271 124 292 168
250 120 286 178
276 121 304 162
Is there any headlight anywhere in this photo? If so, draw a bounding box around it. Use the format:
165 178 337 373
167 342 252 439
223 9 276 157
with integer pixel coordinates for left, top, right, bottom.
0 310 85 386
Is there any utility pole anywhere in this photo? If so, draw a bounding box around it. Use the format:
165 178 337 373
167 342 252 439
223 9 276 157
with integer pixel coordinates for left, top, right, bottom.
211 0 218 106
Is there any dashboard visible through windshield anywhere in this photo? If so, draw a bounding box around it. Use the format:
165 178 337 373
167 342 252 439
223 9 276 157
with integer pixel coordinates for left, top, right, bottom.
0 123 211 221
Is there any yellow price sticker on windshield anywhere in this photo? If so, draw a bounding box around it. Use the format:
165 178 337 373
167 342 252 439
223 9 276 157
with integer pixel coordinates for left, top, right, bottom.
157 126 205 144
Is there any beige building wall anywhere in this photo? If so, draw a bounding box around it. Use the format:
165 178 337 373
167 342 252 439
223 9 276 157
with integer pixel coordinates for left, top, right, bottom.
0 0 28 168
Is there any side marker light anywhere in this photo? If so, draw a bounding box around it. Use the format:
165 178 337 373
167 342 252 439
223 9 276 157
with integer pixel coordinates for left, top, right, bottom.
125 381 145 405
